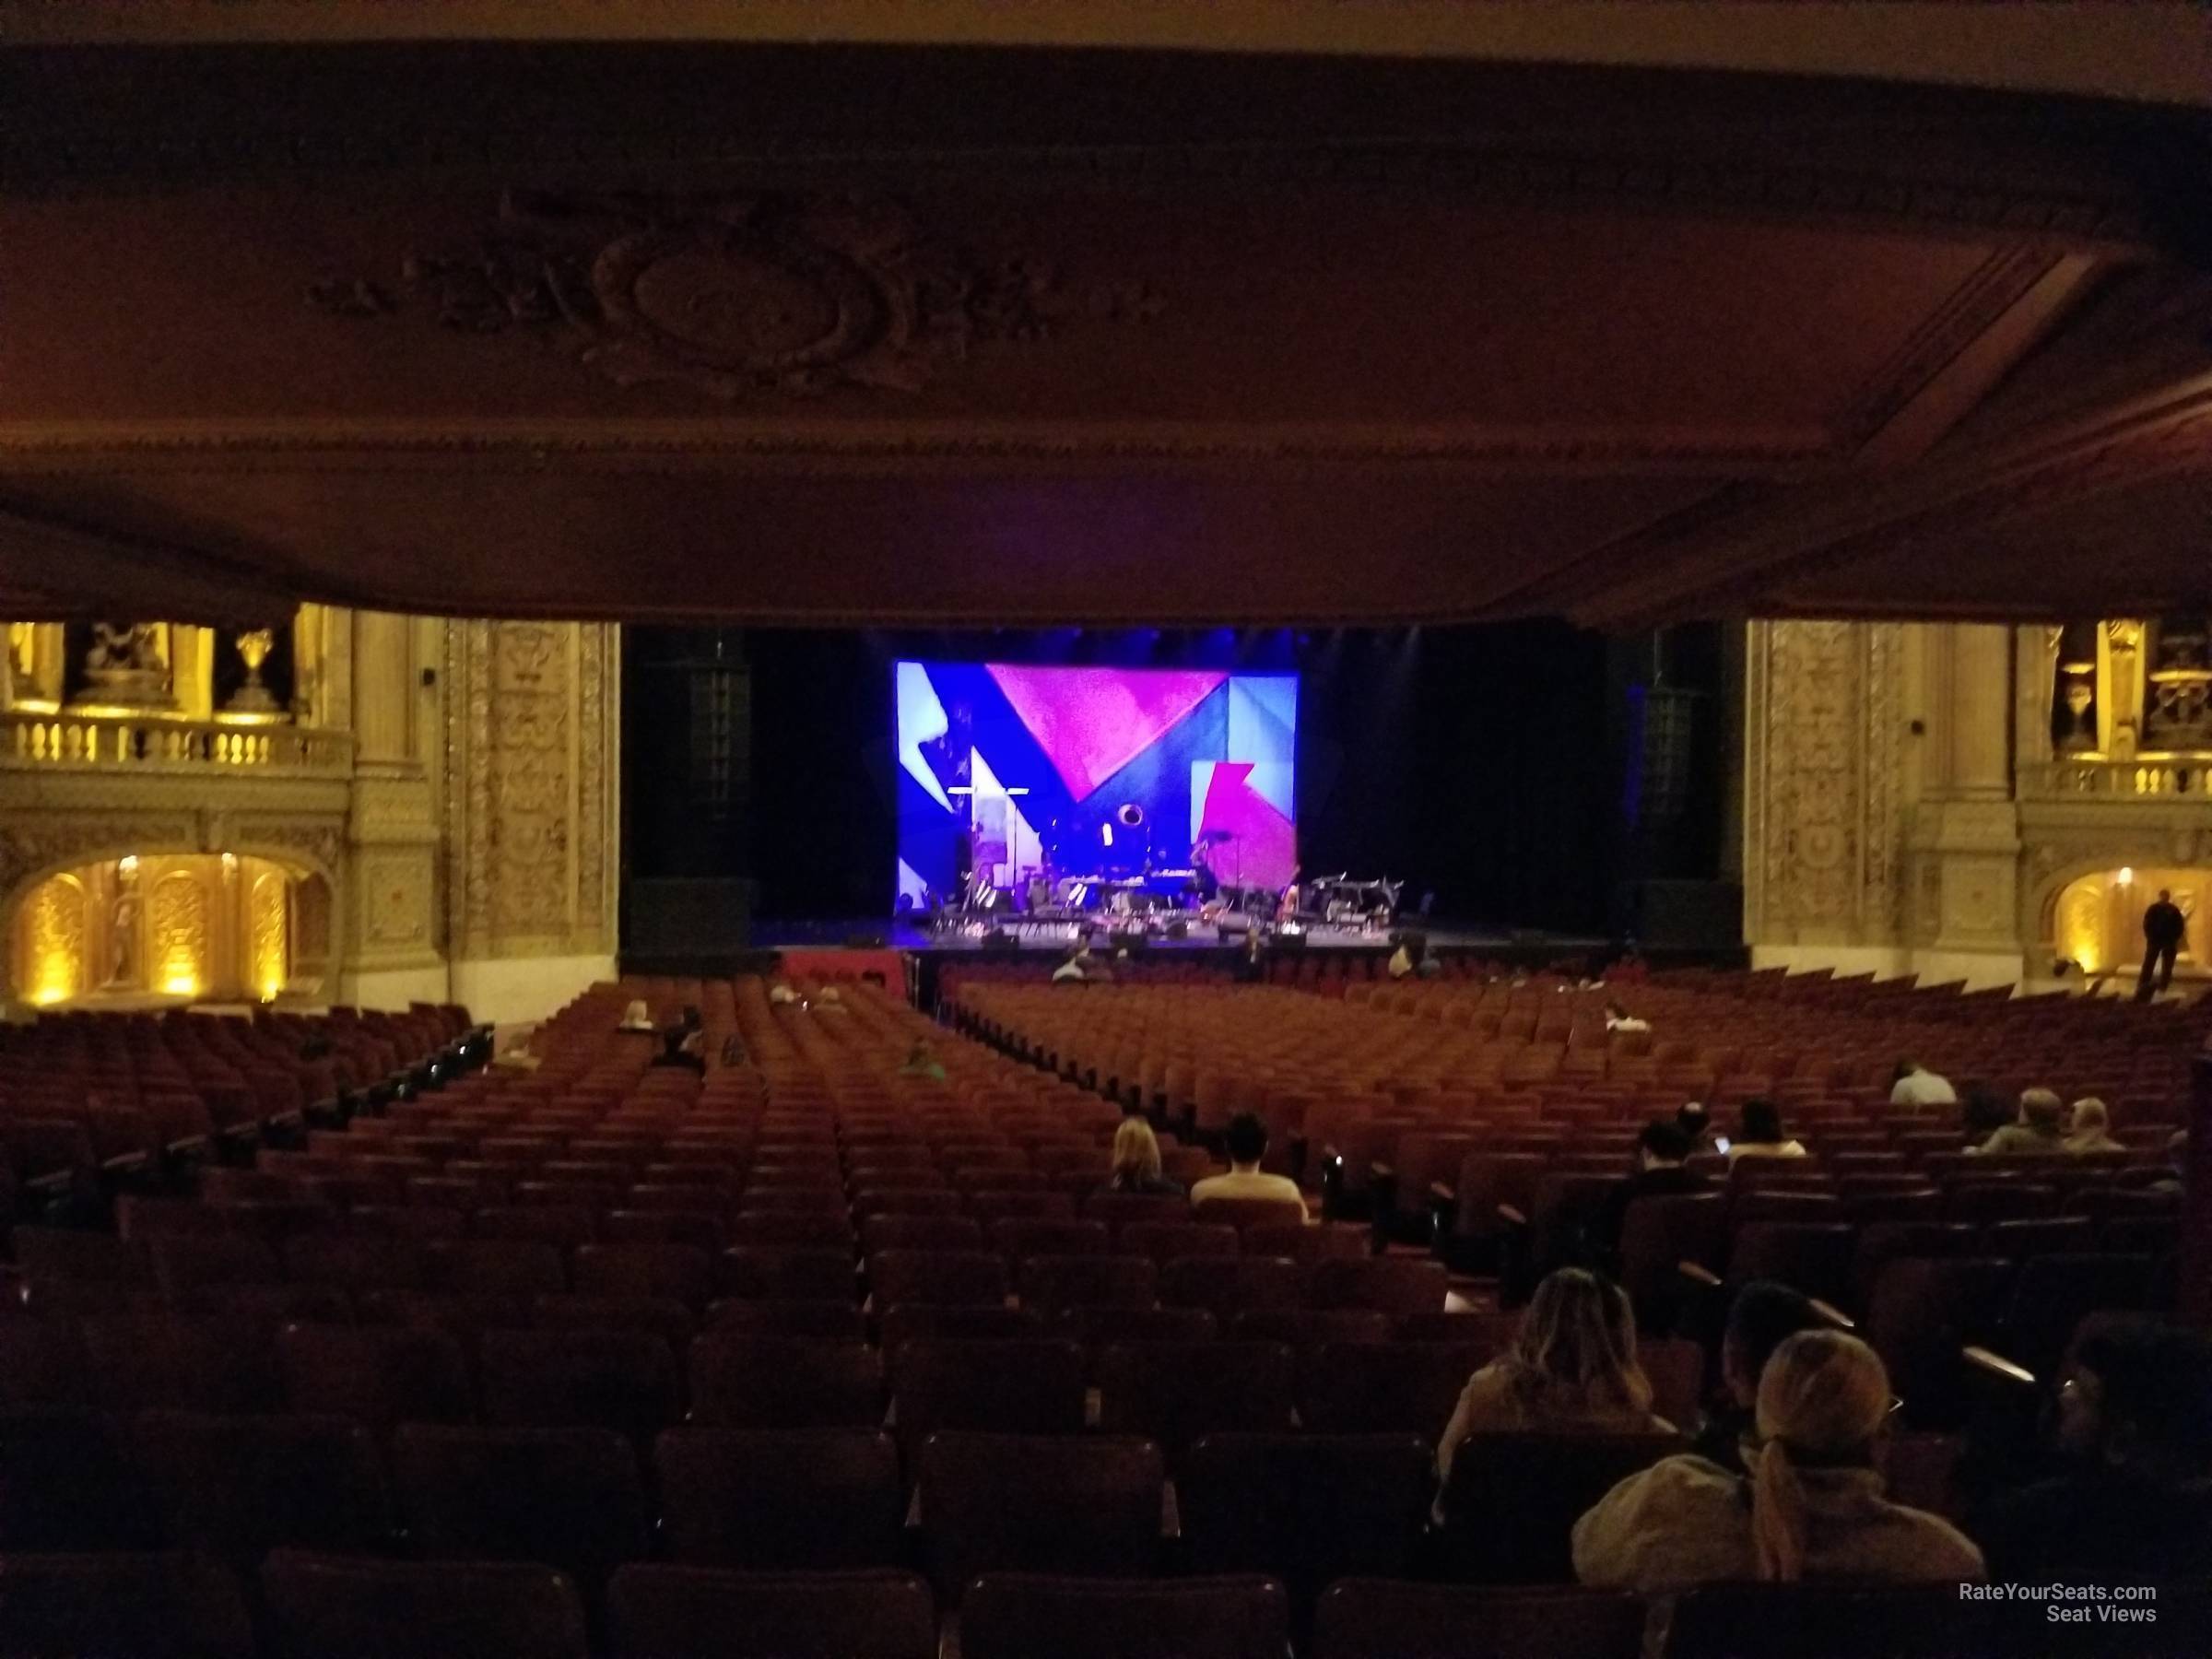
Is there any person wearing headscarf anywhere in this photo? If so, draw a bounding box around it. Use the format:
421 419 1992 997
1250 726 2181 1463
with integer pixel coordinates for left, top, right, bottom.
1571 1330 1983 1593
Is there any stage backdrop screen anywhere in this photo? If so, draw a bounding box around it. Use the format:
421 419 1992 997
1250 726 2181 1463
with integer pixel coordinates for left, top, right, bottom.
895 662 1297 908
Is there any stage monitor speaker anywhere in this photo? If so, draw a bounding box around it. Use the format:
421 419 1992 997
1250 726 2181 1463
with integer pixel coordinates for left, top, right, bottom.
1164 919 1190 940
1273 931 1308 952
1218 912 1253 937
1110 929 1147 955
625 878 755 959
982 929 1017 953
1617 879 1743 950
844 932 886 949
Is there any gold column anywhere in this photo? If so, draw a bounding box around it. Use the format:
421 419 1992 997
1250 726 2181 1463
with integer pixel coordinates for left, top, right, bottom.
2103 618 2144 759
352 611 414 762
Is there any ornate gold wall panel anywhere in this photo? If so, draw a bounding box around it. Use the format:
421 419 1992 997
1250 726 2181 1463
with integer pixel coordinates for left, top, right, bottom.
1744 619 1904 947
444 619 618 962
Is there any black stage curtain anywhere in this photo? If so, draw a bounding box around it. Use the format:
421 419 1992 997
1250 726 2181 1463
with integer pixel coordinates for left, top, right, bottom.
623 623 1673 937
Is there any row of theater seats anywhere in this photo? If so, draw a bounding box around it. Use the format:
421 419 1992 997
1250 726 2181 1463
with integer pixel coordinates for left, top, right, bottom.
0 1003 487 1211
23 1555 2181 1659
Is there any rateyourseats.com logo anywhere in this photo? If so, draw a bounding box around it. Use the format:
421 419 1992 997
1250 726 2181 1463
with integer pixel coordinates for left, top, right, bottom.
1961 1583 2160 1625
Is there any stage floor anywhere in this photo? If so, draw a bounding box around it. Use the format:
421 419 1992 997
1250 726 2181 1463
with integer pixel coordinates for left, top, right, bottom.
747 915 1611 956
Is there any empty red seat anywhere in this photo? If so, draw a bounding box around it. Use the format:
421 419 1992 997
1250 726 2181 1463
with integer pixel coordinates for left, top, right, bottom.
1312 1580 1646 1659
1097 1340 1296 1466
277 1324 472 1429
1181 1432 1433 1633
0 1549 255 1659
392 1424 649 1601
133 1408 391 1560
918 1432 1165 1603
607 1565 935 1659
653 1429 905 1570
963 1572 1291 1659
1298 1341 1491 1439
571 1242 713 1309
1302 1257 1449 1316
701 1299 868 1341
688 1336 885 1429
889 1339 1085 1458
260 1550 590 1659
1018 1253 1159 1312
478 1329 681 1441
866 1249 1008 1309
716 1246 854 1303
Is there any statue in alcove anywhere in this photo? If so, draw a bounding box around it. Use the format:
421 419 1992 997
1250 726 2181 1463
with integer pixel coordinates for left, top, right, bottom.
82 623 173 710
106 866 142 989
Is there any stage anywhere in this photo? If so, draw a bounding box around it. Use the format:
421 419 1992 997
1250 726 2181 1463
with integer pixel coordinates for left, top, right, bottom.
621 916 1745 1005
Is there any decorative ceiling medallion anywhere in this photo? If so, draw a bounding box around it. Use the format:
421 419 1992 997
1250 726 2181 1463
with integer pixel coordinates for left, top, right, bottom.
309 189 1161 399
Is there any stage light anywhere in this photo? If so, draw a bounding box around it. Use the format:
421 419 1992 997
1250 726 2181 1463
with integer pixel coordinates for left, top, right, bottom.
2118 866 2135 886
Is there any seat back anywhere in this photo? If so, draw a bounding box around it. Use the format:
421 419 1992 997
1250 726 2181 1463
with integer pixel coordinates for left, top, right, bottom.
606 1566 935 1659
477 1330 680 1442
1664 1583 2002 1659
1437 1432 1682 1583
276 1324 473 1430
889 1339 1086 1457
1017 1253 1159 1312
1096 1340 1296 1465
962 1572 1290 1659
1298 1341 1489 1439
917 1431 1164 1602
0 1549 255 1659
390 1425 649 1599
133 1409 391 1560
1160 1255 1302 1315
1302 1256 1450 1315
653 1428 905 1570
260 1550 590 1659
865 1250 1007 1308
1181 1433 1431 1628
1312 1579 1645 1659
688 1336 885 1429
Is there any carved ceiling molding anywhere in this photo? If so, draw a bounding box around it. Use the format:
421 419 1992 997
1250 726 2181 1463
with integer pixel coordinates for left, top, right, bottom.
1567 382 2212 627
0 422 1830 473
306 188 1161 404
1830 245 2063 452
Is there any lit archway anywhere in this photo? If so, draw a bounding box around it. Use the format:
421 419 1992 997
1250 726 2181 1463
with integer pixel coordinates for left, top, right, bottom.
2050 865 2204 982
8 853 302 1007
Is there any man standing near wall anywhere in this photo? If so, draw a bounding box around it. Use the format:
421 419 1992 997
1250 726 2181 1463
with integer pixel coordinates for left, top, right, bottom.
2137 888 2186 1003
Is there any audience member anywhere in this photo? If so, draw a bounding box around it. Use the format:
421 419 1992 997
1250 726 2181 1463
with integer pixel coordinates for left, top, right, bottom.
1972 1320 2212 1583
1961 1084 2015 1143
1107 1117 1184 1196
617 998 654 1033
1590 1121 1710 1268
1572 1330 1983 1592
1387 939 1416 980
1974 1087 2066 1155
1052 945 1092 983
1438 1268 1670 1484
1605 1000 1651 1034
1675 1102 1719 1158
1888 1059 1957 1110
1189 1112 1305 1213
1728 1099 1809 1161
2063 1096 2124 1155
899 1039 947 1082
649 1024 706 1076
1690 1281 1827 1475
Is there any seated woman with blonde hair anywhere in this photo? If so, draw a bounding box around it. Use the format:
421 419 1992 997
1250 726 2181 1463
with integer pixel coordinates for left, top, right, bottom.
2065 1096 2124 1155
1571 1329 1983 1593
1106 1116 1183 1197
1437 1268 1672 1484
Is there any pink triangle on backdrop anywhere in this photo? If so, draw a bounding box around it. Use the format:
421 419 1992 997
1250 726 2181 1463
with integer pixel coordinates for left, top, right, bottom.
985 665 1227 801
